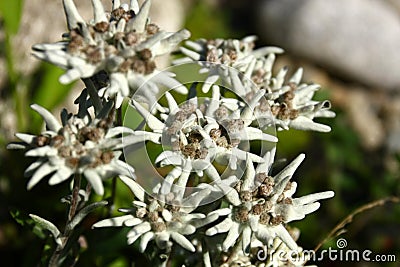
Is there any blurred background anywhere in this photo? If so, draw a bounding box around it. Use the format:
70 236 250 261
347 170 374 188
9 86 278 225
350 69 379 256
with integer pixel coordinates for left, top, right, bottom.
1 0 399 266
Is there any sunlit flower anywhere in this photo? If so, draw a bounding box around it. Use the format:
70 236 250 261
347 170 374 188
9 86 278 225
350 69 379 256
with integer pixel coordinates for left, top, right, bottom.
32 0 190 107
175 36 335 132
7 100 157 195
174 36 283 94
205 148 334 255
93 175 210 252
244 67 335 132
130 84 277 197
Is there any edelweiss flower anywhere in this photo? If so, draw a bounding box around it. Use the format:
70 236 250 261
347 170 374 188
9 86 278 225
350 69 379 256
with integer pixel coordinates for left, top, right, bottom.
7 100 157 195
243 67 336 132
129 84 277 196
32 0 190 107
174 36 283 94
93 175 210 252
175 36 335 132
205 148 334 255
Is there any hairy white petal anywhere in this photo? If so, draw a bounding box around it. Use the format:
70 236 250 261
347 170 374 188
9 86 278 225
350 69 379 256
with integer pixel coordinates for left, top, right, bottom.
119 175 145 202
91 0 107 23
154 29 191 56
84 169 104 195
112 0 121 10
24 161 44 177
274 224 298 251
242 225 252 255
209 208 231 217
48 168 73 185
241 156 255 191
204 164 221 182
160 167 182 194
105 126 135 138
126 0 151 32
289 68 303 84
253 46 284 58
151 71 188 94
274 154 305 184
15 133 36 144
92 215 135 228
181 189 211 212
256 147 276 174
171 232 195 252
206 217 233 236
293 191 335 205
239 127 278 143
62 0 85 30
202 75 220 94
139 231 154 252
131 99 165 131
127 222 151 243
162 209 173 222
180 46 201 61
155 231 171 249
31 104 62 132
124 217 144 227
222 222 240 251
27 162 57 189
129 0 139 13
165 91 179 114
290 116 331 132
218 184 241 206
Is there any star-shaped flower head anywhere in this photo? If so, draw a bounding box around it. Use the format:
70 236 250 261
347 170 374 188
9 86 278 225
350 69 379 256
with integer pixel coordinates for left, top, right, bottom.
205 148 334 256
130 84 277 199
242 65 336 132
7 95 158 195
174 36 283 94
93 175 210 253
175 36 335 132
32 0 190 107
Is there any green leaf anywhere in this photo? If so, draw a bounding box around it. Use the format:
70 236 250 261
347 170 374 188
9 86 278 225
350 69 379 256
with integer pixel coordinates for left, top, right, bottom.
29 214 62 245
0 0 24 35
10 209 48 240
10 208 29 226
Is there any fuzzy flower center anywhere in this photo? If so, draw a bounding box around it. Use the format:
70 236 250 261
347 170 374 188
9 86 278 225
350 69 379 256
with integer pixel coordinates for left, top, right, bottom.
165 102 245 160
65 6 160 75
232 172 297 227
34 119 115 169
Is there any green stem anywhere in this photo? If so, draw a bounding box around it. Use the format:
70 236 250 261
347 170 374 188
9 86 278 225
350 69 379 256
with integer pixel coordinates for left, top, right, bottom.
68 173 81 221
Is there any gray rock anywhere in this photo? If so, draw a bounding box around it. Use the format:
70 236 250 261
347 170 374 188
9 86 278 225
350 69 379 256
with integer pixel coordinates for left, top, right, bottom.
256 0 400 91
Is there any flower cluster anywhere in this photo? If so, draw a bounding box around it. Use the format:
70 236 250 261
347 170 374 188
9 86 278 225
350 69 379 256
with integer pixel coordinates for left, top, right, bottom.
7 98 138 195
203 150 334 256
130 83 277 198
93 175 211 253
33 0 190 107
8 0 336 266
176 37 335 132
